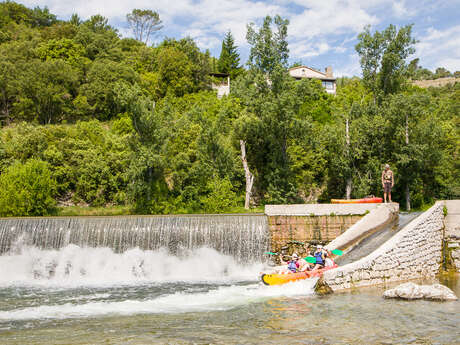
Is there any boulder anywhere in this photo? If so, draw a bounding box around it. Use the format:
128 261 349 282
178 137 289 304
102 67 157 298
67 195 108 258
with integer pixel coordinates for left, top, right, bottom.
383 282 458 301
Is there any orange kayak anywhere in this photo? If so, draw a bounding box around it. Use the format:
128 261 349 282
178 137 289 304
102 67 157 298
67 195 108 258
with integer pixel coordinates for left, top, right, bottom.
331 197 382 204
261 265 338 286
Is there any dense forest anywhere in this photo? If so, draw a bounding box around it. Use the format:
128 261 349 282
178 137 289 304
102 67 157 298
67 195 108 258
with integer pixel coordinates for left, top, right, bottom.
0 1 458 216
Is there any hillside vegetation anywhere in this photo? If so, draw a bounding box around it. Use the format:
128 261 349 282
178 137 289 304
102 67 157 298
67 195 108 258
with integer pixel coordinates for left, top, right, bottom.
0 2 458 216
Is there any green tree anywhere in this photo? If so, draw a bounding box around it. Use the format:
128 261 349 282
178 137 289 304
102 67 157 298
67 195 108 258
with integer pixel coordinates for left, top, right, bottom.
233 15 330 203
0 47 18 125
434 67 452 79
35 38 88 67
246 15 289 75
217 30 241 78
0 159 57 216
151 46 194 98
13 59 80 124
126 9 163 45
356 24 416 101
158 37 212 93
79 60 138 120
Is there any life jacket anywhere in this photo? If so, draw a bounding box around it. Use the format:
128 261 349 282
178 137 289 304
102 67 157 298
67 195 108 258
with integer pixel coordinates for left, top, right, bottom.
287 260 297 273
314 251 324 265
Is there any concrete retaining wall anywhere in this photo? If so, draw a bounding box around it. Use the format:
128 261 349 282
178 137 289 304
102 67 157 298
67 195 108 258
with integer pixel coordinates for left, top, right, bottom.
322 201 444 291
265 204 379 216
445 200 460 272
265 204 381 255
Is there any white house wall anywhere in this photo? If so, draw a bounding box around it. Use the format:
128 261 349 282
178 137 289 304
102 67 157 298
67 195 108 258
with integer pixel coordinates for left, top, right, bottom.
289 67 327 79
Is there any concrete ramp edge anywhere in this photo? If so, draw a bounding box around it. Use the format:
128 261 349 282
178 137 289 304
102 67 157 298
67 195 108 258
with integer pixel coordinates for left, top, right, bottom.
322 201 444 291
325 203 399 252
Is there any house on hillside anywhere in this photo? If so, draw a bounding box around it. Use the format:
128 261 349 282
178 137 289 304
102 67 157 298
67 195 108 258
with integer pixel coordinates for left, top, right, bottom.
289 66 336 94
210 72 230 98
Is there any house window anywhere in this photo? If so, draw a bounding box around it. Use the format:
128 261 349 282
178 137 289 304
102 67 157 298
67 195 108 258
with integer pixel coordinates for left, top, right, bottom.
322 81 334 90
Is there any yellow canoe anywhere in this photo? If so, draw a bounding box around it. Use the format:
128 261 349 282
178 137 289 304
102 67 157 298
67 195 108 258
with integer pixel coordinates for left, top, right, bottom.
261 265 338 286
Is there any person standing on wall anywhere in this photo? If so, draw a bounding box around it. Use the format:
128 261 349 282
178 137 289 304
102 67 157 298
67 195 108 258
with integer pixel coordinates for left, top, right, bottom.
381 164 394 203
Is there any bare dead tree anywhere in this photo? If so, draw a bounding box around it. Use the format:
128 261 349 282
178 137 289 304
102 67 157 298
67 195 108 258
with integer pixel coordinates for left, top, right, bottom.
126 9 163 45
405 113 411 211
345 117 352 199
240 140 254 209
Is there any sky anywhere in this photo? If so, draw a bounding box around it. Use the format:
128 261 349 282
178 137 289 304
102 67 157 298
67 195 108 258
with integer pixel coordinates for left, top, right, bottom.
17 0 460 77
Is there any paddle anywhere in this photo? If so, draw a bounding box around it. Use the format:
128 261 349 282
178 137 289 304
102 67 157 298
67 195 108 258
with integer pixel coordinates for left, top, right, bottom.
331 249 343 256
264 251 278 255
304 256 316 264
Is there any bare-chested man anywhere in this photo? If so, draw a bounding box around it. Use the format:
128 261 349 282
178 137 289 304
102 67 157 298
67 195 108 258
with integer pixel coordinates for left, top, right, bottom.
381 164 394 203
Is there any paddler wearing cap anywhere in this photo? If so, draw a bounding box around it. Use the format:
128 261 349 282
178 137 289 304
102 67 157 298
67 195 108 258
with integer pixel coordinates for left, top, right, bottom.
312 245 326 271
279 253 301 273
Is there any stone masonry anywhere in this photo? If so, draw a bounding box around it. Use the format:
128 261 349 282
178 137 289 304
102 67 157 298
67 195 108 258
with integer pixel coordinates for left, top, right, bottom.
445 200 460 272
265 204 381 255
268 214 362 249
322 201 445 291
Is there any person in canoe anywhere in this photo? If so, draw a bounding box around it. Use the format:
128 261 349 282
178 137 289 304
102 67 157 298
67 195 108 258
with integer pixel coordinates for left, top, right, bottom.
324 249 335 267
279 253 300 273
381 164 394 203
312 245 326 270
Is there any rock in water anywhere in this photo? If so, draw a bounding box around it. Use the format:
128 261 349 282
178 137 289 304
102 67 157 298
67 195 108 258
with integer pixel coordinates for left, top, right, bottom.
419 284 458 301
383 282 458 301
383 282 424 299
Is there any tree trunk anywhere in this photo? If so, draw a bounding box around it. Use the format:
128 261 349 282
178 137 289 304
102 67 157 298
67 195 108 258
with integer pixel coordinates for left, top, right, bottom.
405 184 411 211
240 140 254 209
346 177 352 200
345 117 352 199
405 114 410 211
405 114 409 145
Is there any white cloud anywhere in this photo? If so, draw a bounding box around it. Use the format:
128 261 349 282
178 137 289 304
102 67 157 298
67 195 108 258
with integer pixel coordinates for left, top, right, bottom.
437 58 460 72
288 1 379 40
415 25 460 71
18 0 282 49
291 41 331 58
16 0 458 75
391 1 414 18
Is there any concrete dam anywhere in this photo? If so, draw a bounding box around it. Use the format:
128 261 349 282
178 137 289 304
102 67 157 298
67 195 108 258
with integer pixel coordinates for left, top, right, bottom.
0 201 457 291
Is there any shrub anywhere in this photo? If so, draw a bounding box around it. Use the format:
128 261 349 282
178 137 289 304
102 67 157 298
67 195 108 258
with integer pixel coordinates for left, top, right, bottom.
0 159 57 216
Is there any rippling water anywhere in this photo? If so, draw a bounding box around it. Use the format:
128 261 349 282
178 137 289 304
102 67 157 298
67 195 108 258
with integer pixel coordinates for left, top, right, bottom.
0 245 459 344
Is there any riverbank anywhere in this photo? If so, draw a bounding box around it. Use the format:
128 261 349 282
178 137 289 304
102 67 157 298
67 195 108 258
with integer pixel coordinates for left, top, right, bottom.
56 205 265 217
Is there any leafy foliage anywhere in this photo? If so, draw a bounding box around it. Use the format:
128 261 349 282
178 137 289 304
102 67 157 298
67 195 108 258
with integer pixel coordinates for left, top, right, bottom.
217 30 241 79
0 159 57 216
0 3 458 216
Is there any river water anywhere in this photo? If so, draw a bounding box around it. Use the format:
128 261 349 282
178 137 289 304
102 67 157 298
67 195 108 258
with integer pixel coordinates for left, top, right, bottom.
0 244 459 345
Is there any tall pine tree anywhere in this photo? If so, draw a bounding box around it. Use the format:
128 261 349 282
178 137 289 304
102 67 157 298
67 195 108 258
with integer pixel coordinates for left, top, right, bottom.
217 31 241 78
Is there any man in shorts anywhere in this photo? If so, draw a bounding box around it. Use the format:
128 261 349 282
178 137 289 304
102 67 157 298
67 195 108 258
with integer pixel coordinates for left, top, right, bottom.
381 164 394 203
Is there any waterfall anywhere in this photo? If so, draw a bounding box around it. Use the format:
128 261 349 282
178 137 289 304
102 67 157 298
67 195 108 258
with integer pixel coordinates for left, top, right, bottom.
0 215 269 262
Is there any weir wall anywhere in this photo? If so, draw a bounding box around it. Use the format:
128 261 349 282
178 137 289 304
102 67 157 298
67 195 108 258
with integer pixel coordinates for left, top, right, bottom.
445 200 460 272
264 204 392 255
322 201 445 291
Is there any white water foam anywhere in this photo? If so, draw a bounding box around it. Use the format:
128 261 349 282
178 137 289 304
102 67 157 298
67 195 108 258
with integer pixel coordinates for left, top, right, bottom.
0 243 318 321
0 279 317 321
0 244 264 288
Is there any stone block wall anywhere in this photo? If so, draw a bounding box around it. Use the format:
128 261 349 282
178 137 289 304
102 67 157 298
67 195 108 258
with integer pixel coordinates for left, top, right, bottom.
265 204 382 255
268 215 362 251
322 201 445 291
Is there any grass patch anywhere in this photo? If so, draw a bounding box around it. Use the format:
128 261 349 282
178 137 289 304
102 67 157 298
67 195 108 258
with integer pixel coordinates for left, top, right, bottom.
57 205 133 217
409 201 435 212
57 205 265 216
